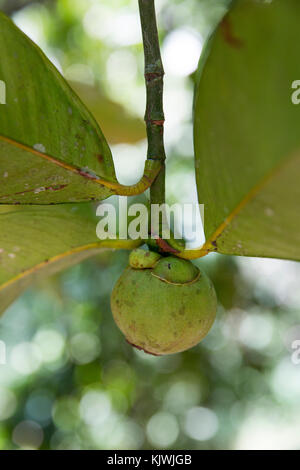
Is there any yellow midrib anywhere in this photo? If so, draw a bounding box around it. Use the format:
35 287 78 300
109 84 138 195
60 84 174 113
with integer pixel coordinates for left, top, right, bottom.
0 134 117 186
0 239 142 294
0 134 161 197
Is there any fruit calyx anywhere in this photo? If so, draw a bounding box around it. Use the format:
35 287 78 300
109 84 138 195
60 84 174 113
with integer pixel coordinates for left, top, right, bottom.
129 249 201 285
151 256 200 285
129 248 161 269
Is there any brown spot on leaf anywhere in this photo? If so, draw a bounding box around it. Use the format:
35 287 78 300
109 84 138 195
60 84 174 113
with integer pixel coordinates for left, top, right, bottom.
47 184 68 192
77 169 97 180
0 184 68 200
220 18 243 48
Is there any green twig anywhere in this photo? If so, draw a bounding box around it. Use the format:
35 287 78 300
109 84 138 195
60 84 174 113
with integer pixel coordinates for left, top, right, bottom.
138 0 166 211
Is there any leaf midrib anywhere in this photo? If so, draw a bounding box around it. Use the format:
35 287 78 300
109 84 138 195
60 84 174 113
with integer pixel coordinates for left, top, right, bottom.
0 239 141 293
0 134 116 186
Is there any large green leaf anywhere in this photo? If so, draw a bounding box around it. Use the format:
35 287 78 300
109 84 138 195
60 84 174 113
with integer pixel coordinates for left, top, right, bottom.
193 0 300 261
0 204 141 314
70 81 146 145
0 12 118 204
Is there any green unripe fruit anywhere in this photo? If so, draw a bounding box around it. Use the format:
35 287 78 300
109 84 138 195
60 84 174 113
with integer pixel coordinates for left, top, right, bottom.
111 252 217 355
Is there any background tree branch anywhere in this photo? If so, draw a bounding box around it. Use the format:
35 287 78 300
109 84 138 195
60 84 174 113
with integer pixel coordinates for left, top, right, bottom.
138 0 166 211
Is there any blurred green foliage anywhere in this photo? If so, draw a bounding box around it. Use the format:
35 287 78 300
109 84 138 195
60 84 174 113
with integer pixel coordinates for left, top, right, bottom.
0 0 300 451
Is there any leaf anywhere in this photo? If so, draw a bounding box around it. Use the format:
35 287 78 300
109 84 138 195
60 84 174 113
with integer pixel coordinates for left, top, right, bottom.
0 204 141 315
69 81 146 145
0 12 118 204
193 0 300 261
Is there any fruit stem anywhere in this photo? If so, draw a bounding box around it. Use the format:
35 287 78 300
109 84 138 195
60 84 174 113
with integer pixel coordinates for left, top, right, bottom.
138 0 166 212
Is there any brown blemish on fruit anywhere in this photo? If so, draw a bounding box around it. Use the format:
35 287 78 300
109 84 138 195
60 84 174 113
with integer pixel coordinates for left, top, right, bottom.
126 338 162 356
